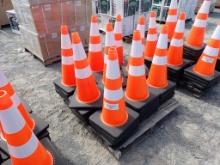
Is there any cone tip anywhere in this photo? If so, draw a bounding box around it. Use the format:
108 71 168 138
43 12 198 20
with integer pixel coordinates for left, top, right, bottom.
61 25 69 35
133 30 141 41
138 16 145 25
179 12 186 20
108 47 117 60
106 23 113 32
150 11 156 17
71 32 81 44
91 15 97 23
116 15 122 22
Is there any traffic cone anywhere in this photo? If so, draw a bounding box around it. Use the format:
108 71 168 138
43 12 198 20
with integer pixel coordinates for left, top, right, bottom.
103 23 115 83
71 32 100 104
165 0 178 41
148 25 168 88
168 12 186 66
186 0 211 48
193 25 220 77
101 47 128 127
60 25 76 87
136 15 146 44
0 90 53 165
114 15 124 65
88 15 104 72
145 11 158 60
125 30 149 101
0 70 35 130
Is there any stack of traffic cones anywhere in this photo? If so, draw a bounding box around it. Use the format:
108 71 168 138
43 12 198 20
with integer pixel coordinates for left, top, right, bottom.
184 25 220 97
136 15 146 44
54 25 76 100
183 0 211 61
147 25 176 104
144 11 158 68
89 47 139 146
167 12 194 84
68 32 103 123
125 31 159 120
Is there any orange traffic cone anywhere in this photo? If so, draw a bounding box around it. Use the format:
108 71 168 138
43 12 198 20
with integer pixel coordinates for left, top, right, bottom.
145 11 158 60
0 90 53 165
165 0 178 41
103 23 115 83
186 0 211 48
168 12 186 66
71 32 100 103
193 25 220 77
88 15 104 72
148 25 168 88
125 30 149 101
60 25 76 87
114 15 124 65
0 70 35 130
136 15 146 44
101 47 128 127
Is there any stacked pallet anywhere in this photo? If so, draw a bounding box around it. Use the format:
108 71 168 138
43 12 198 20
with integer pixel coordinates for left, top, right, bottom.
11 0 92 65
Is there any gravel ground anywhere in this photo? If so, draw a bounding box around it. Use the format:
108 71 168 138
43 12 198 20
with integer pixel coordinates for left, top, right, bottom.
0 9 220 165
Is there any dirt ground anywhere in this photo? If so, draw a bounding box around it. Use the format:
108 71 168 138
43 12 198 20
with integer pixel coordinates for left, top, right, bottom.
0 9 220 165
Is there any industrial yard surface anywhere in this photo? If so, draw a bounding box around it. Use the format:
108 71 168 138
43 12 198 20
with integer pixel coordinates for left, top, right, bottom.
0 9 220 165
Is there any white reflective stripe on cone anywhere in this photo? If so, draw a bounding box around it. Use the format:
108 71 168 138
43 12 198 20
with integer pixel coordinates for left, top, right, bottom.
75 66 92 79
175 20 185 33
0 105 25 134
147 34 157 41
130 41 143 58
157 34 168 49
203 46 219 57
137 25 145 38
61 35 72 49
202 56 215 63
90 23 100 36
103 101 119 110
194 19 207 28
114 22 122 33
114 40 123 47
106 60 120 79
104 88 123 101
72 43 87 61
8 133 38 158
62 56 74 65
149 18 156 28
104 54 108 64
152 55 167 65
199 1 211 14
0 71 8 87
128 65 145 76
12 93 21 107
211 25 220 40
170 39 183 47
105 32 115 46
89 43 102 52
166 15 177 22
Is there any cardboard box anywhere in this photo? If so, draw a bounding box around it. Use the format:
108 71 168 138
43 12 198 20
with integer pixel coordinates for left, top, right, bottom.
0 0 13 27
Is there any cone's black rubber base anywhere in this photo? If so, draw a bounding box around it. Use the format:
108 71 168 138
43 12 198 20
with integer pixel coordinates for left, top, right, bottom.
149 81 176 105
144 59 152 69
31 113 49 139
0 140 10 164
89 108 140 147
168 59 194 85
183 42 206 61
183 65 220 97
125 93 159 121
20 97 32 113
53 79 75 101
67 87 103 110
70 108 97 124
216 59 220 72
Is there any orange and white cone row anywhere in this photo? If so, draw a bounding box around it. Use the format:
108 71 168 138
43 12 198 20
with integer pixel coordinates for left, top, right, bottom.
101 47 128 127
0 90 53 165
148 25 168 88
145 11 158 60
136 16 146 44
193 25 220 77
168 12 186 66
72 32 100 104
126 30 149 101
0 70 35 130
186 0 211 48
166 0 178 41
114 15 124 65
88 15 104 72
60 25 76 87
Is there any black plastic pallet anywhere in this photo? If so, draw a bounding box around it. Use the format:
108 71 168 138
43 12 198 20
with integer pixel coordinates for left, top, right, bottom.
183 43 205 61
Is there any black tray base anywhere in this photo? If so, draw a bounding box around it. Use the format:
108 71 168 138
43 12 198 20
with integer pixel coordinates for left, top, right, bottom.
183 43 206 61
144 59 152 69
32 113 49 139
89 108 140 147
149 81 176 105
125 93 159 121
53 79 75 101
216 59 220 72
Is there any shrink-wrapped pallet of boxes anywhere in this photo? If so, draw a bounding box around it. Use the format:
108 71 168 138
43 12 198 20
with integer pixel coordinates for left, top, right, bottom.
11 0 92 65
